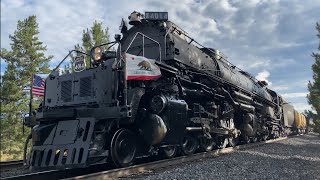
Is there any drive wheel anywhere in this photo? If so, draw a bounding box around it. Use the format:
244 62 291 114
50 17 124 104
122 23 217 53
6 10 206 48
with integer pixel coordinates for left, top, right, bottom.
180 136 198 155
251 136 258 143
261 134 268 141
217 136 228 149
243 135 251 144
160 145 177 159
199 138 215 152
228 137 239 147
110 129 137 167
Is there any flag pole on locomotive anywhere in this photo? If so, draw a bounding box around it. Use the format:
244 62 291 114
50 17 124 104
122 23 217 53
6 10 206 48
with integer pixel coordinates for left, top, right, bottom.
23 74 45 165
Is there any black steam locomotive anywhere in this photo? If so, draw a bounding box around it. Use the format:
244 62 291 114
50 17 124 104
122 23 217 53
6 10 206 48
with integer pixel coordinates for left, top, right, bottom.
26 11 286 170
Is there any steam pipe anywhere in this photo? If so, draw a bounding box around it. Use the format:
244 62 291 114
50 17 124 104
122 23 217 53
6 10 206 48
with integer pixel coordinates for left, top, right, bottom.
239 103 255 112
179 78 216 95
233 91 253 103
186 127 203 131
254 101 264 109
221 87 255 112
164 26 173 60
23 133 32 165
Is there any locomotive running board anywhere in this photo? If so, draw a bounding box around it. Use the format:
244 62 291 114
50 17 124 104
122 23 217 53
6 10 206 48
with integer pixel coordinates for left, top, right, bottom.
155 61 178 74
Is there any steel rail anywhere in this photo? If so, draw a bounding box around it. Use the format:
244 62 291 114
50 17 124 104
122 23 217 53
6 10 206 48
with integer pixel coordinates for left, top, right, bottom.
3 137 287 180
0 160 24 171
71 137 287 180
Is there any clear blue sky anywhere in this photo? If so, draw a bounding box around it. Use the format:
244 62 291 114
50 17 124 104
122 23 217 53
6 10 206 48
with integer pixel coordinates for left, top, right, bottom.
1 0 319 112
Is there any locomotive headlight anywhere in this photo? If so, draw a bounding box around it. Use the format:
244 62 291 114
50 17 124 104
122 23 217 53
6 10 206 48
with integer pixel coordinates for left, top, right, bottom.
91 47 103 61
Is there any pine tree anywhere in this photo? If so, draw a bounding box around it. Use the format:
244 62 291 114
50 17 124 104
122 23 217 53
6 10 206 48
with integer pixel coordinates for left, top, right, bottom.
308 23 320 116
75 20 110 67
304 110 319 131
0 15 52 160
307 23 320 133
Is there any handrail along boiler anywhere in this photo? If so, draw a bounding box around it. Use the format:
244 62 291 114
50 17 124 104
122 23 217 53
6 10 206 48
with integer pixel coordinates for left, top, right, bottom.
25 11 295 170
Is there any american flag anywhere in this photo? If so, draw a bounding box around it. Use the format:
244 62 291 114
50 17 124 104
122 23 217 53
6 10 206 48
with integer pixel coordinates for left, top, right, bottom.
32 74 45 96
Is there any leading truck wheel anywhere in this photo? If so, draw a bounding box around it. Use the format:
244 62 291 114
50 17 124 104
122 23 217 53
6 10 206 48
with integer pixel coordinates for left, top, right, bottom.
251 137 258 143
110 129 137 167
199 138 215 152
241 134 251 144
180 135 198 155
261 134 268 141
160 145 177 159
217 137 228 149
228 137 239 147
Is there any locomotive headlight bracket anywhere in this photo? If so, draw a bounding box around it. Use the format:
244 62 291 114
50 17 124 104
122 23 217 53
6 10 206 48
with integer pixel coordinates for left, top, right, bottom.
89 41 118 66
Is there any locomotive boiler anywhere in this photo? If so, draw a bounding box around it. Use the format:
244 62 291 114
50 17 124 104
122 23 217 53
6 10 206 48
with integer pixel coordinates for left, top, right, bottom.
26 11 285 170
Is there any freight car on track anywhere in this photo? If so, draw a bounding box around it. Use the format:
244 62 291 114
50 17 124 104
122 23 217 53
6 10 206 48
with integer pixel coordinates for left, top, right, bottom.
282 102 307 134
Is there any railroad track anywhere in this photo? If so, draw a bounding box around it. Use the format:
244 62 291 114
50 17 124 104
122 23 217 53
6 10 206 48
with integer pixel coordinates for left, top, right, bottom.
3 137 287 180
0 160 24 171
72 137 287 180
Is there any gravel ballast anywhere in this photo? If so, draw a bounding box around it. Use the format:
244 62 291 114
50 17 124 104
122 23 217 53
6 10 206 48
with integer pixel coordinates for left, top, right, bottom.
124 133 320 180
0 164 30 178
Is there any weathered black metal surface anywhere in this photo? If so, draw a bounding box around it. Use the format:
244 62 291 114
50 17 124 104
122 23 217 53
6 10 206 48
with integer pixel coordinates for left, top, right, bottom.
30 118 95 170
26 11 295 171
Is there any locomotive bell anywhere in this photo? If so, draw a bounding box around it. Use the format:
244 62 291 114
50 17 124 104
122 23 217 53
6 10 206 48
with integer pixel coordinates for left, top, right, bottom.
128 11 143 25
